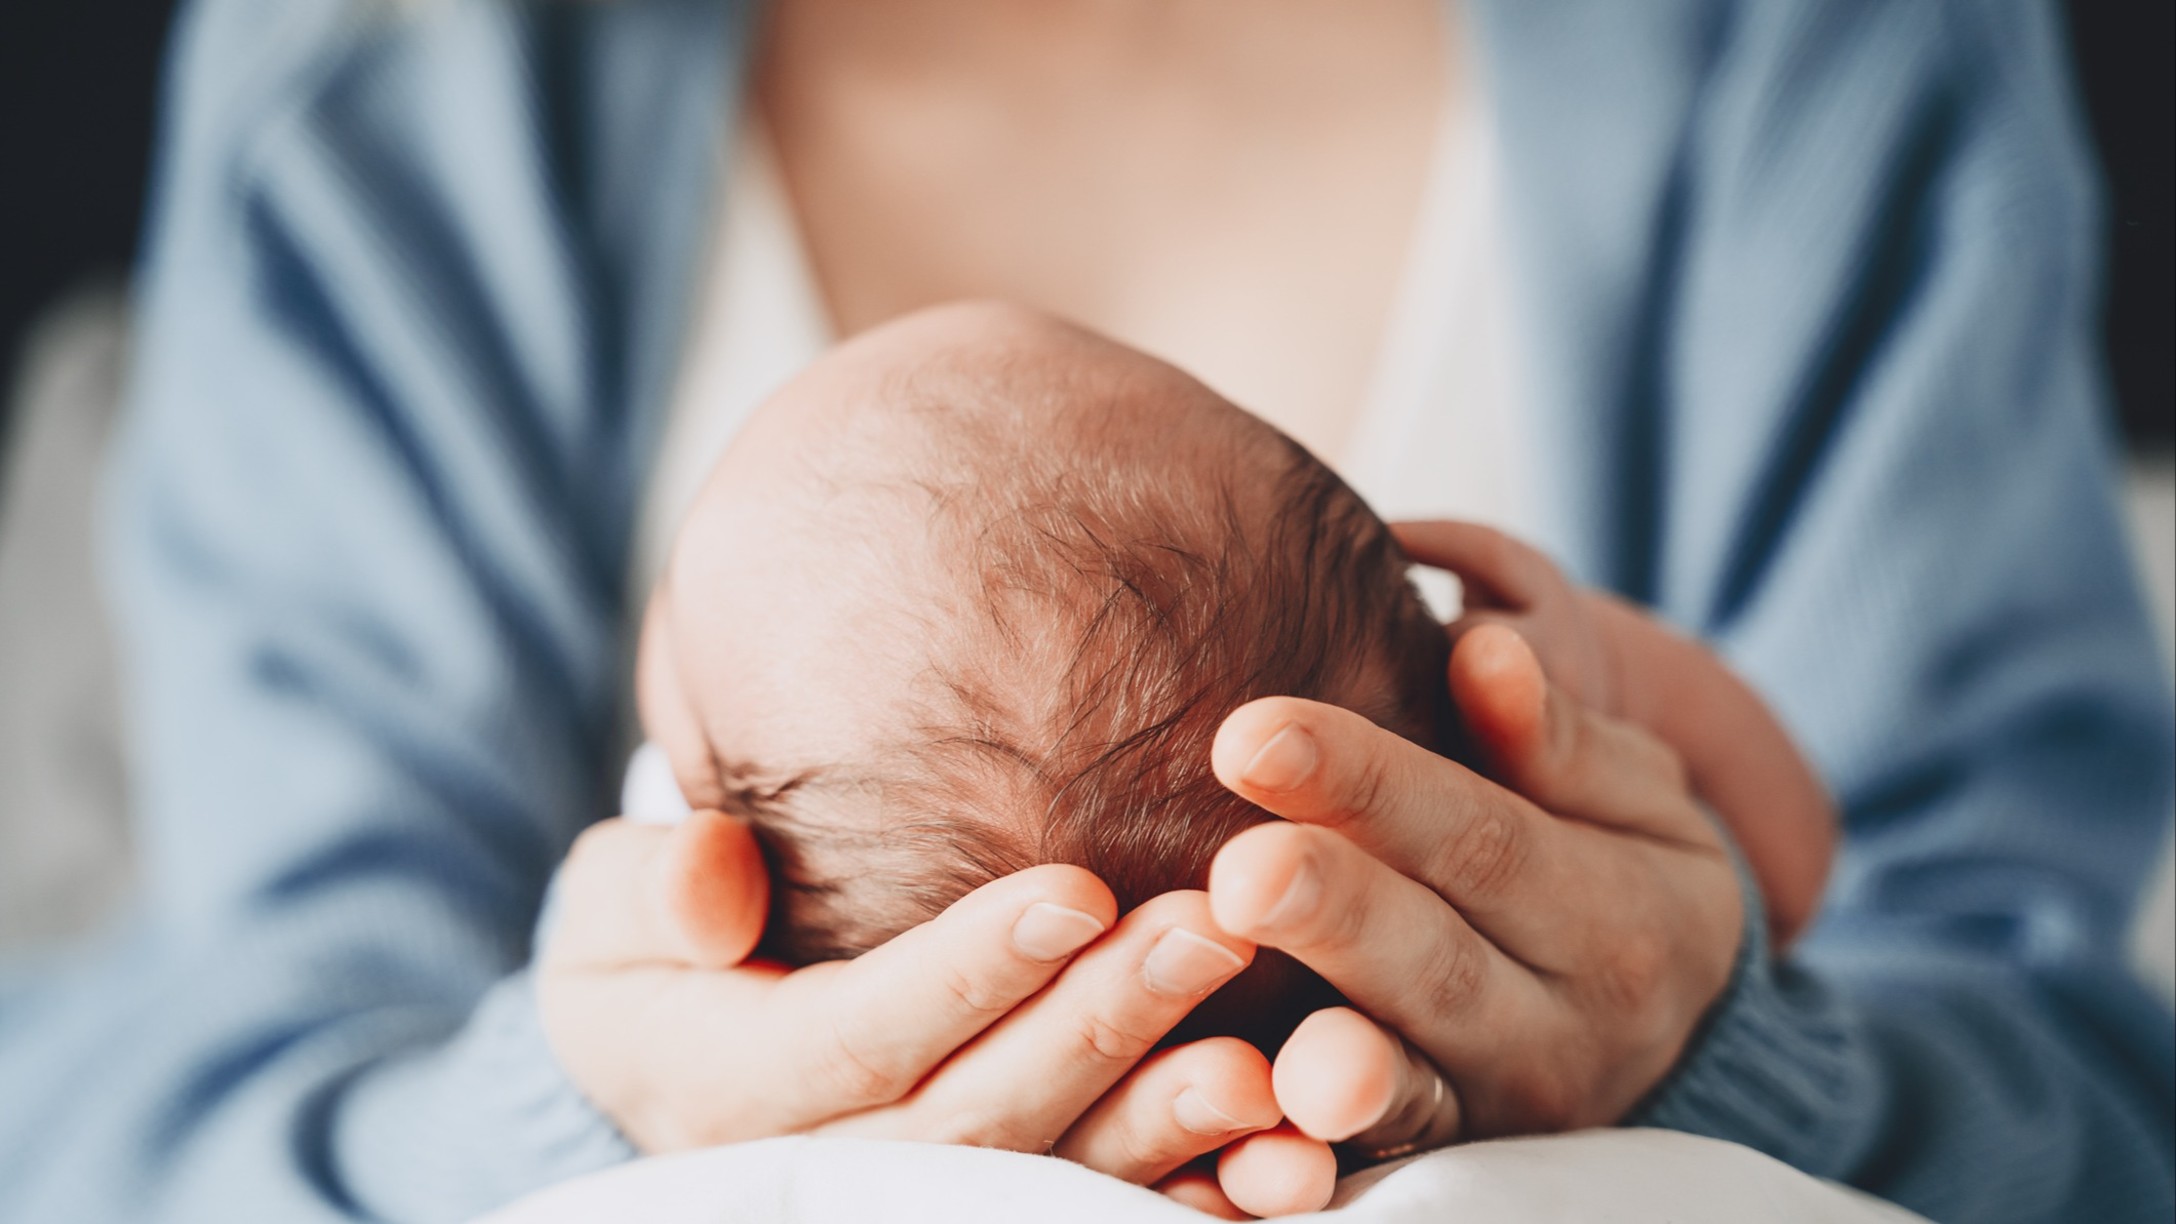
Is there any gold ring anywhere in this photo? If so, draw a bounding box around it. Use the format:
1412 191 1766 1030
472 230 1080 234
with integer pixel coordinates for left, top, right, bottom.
1348 1072 1446 1163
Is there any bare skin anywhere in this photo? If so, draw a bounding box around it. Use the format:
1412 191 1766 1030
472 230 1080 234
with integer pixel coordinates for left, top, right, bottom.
1206 615 1745 1161
1395 521 1835 946
755 15 1451 1198
542 308 1286 1193
544 2 1830 1212
542 302 1835 1215
1188 530 1827 1209
758 0 1448 466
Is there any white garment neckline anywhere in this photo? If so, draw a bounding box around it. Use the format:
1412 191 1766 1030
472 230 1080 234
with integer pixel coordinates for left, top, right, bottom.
630 121 834 599
633 81 1531 620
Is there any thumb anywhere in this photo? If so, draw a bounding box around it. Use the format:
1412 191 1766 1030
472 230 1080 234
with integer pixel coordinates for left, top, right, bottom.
1449 625 1700 843
545 810 771 972
662 809 772 967
1448 623 1553 778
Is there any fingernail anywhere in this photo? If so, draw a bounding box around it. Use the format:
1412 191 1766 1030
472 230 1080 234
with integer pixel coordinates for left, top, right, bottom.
1012 903 1107 961
1256 856 1323 932
1143 928 1246 997
1242 724 1317 791
1174 1089 1247 1136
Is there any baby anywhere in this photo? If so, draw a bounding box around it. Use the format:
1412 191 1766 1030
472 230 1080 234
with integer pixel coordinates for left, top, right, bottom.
636 302 1831 1051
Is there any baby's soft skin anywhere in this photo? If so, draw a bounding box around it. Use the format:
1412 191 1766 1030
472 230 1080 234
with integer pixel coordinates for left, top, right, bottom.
629 302 1363 1213
637 301 1832 957
637 297 1453 991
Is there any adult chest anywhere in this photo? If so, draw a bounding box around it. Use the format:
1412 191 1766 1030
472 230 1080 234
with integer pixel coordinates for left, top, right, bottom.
755 0 1452 465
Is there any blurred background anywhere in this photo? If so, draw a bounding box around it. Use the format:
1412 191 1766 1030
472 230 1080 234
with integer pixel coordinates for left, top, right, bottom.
1 3 2170 986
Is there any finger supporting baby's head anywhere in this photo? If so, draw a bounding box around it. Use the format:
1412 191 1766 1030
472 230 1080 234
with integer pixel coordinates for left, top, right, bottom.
644 302 1450 1037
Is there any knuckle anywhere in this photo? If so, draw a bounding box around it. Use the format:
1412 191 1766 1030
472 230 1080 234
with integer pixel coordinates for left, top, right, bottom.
1111 1113 1176 1173
1415 935 1488 1019
813 1018 913 1106
1593 929 1669 1015
935 962 1012 1019
1322 876 1376 950
1337 746 1395 828
1437 807 1530 902
1078 1010 1161 1065
1281 835 1369 952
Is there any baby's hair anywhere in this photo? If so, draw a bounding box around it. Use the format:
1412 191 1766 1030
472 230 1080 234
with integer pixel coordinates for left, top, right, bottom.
693 315 1455 1044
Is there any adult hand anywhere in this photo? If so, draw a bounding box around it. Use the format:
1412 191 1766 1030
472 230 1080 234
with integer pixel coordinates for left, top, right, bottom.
1204 617 1744 1160
536 811 1285 1192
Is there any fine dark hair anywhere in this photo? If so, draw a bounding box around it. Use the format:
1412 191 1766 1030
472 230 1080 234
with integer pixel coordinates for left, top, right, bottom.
707 321 1455 1050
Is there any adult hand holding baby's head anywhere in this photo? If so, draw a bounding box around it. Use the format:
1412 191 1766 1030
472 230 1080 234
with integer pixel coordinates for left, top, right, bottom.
536 812 1293 1198
1202 622 1743 1169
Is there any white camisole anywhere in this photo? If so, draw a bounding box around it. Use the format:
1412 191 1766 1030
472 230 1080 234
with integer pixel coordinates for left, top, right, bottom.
633 81 1533 621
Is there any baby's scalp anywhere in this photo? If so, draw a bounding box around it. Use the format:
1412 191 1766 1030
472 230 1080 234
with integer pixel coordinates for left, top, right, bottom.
644 303 1450 1040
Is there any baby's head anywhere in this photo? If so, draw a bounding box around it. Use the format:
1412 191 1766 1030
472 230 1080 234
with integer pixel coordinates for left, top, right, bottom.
640 302 1451 1046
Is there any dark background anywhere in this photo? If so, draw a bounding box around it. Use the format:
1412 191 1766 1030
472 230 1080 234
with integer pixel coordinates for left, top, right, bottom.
1 2 2169 453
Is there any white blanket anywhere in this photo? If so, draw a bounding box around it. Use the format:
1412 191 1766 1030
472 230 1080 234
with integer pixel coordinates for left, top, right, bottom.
480 1129 1926 1223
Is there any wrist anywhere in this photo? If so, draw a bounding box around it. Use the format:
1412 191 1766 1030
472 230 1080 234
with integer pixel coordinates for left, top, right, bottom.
1623 837 1870 1178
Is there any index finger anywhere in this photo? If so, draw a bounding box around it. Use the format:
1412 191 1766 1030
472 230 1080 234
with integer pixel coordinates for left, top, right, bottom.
1389 520 1560 610
762 864 1118 1126
1211 696 1567 938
